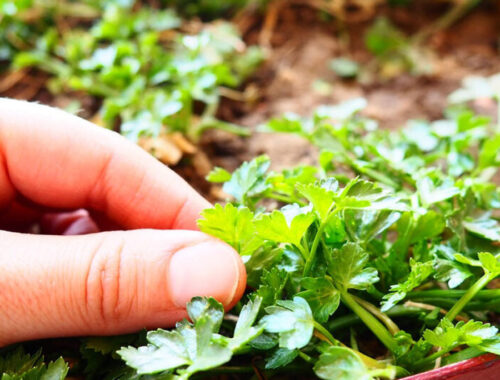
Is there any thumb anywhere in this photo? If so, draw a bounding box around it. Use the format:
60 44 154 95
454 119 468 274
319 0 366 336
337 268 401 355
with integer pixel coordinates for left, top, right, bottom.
0 229 246 346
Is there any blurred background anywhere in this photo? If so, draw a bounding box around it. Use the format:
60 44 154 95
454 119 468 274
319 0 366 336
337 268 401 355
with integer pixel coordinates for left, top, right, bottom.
1 0 499 198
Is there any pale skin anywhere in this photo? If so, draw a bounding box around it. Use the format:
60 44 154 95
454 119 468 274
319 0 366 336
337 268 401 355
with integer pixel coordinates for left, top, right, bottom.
0 98 246 347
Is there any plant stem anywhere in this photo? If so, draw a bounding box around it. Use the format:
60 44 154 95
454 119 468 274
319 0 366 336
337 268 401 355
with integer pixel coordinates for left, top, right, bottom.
414 348 453 369
313 321 387 370
303 220 327 276
296 243 310 261
412 0 480 44
442 346 485 366
409 289 500 300
352 295 400 335
268 192 305 205
298 351 314 364
446 273 492 321
328 306 424 331
340 291 399 354
313 321 339 346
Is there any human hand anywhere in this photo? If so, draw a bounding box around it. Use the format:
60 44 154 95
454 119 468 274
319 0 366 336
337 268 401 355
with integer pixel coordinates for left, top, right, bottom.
0 98 246 347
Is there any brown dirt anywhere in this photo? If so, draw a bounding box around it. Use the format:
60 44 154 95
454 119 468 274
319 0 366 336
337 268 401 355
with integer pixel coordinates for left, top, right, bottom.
203 0 500 184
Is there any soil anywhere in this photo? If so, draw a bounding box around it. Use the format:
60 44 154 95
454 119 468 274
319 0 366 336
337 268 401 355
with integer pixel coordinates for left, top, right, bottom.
201 0 500 197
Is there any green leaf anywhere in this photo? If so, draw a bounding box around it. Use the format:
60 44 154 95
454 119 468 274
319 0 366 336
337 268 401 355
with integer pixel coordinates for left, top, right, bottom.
416 177 460 207
381 259 434 312
0 348 68 380
297 182 336 221
265 348 299 369
230 297 264 350
339 179 408 211
478 134 500 169
198 204 261 255
314 346 372 380
118 330 191 374
206 167 231 183
463 215 500 241
423 319 498 351
478 252 500 276
475 335 500 355
344 209 400 243
260 113 307 136
222 155 270 204
255 209 314 248
262 297 315 350
432 245 473 288
118 297 232 377
187 297 224 330
40 358 69 380
328 243 379 291
297 277 340 323
455 252 500 276
255 268 288 306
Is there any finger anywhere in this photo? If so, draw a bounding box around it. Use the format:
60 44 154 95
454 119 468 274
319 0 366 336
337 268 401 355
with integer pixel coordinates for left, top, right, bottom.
0 229 246 346
40 210 99 235
0 98 210 230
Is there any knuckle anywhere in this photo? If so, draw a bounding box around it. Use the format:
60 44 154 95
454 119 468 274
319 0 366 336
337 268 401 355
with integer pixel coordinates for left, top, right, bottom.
84 235 135 328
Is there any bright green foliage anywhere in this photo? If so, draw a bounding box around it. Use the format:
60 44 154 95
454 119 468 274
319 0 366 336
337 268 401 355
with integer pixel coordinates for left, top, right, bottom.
118 297 262 378
328 243 379 291
198 88 500 378
381 259 434 311
254 209 314 248
364 17 431 78
2 1 263 141
219 155 271 206
0 348 68 380
197 203 261 255
314 346 397 380
297 277 340 323
4 75 500 378
261 297 315 350
314 346 372 380
423 319 498 351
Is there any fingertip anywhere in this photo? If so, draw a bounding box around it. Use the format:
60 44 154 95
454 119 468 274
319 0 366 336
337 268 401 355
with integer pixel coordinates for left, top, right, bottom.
167 237 246 309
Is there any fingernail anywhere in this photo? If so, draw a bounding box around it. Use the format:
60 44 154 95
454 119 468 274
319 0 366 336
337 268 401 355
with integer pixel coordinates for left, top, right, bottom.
168 240 243 308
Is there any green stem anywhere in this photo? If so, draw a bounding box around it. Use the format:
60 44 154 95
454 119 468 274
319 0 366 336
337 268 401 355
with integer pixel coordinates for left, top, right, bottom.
313 321 387 370
409 289 500 300
412 0 479 44
268 193 305 205
446 273 492 321
313 321 340 346
442 346 485 366
298 351 314 364
352 295 400 335
340 292 399 354
328 306 424 331
295 243 310 261
496 98 500 133
303 220 328 276
414 347 454 369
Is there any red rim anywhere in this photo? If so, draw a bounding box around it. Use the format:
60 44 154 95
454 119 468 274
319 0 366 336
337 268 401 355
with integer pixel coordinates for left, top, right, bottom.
402 354 500 380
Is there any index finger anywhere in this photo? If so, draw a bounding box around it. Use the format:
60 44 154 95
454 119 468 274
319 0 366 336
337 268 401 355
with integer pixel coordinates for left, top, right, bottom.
0 98 211 230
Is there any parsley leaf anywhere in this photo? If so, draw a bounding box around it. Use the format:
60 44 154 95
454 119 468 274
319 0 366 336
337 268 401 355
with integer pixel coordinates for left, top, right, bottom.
381 259 434 311
297 277 341 323
262 297 315 350
198 204 261 256
328 243 379 291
